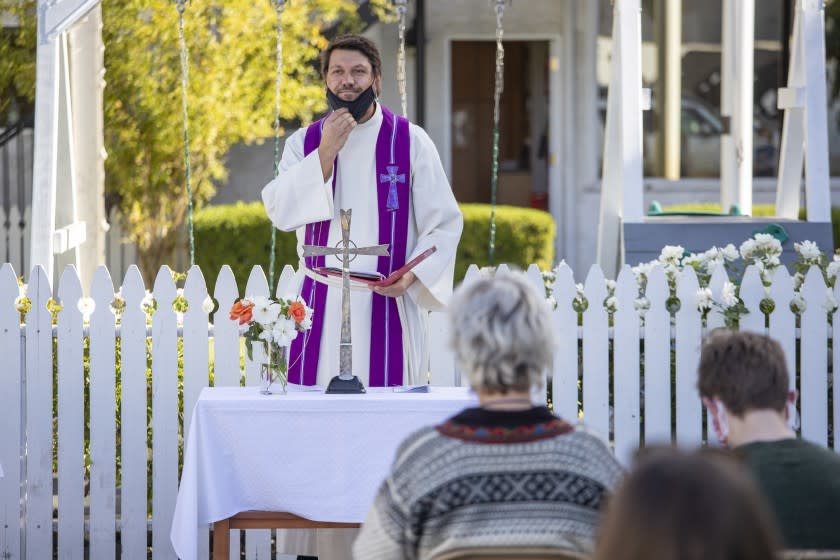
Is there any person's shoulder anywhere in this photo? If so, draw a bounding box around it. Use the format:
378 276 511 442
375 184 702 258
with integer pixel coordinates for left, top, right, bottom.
392 425 446 464
407 121 433 144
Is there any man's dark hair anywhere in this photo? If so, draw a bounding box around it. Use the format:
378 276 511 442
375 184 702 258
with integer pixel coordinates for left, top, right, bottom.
320 35 382 78
697 330 790 416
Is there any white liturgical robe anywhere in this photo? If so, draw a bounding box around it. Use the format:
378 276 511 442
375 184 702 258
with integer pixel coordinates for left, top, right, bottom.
261 103 463 388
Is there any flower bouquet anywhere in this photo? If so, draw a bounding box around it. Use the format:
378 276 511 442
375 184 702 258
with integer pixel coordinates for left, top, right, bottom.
230 295 314 394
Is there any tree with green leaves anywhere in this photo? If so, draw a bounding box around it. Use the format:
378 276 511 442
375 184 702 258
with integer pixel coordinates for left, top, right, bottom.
1 0 393 282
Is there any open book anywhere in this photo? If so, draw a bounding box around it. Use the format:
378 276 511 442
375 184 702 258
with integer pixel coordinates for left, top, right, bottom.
314 246 437 287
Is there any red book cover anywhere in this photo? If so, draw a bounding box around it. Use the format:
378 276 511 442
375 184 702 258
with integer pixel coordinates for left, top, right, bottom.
314 246 437 287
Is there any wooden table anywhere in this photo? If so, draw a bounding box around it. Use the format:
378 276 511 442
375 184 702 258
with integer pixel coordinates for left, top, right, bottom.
212 512 360 560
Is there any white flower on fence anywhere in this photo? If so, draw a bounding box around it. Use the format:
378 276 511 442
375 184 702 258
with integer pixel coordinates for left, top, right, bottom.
721 243 739 262
572 283 588 313
695 287 713 312
658 245 684 267
201 296 215 314
791 292 807 314
604 296 618 314
634 297 650 317
795 240 822 262
793 272 805 290
827 256 840 280
739 238 757 260
822 289 838 314
720 282 739 309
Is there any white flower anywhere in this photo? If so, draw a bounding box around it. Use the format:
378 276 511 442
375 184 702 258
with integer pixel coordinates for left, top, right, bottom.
701 248 723 271
631 260 656 280
822 289 838 314
791 292 807 314
828 260 840 279
721 244 739 261
659 245 684 266
766 255 781 268
754 233 781 254
251 296 281 326
739 239 756 259
682 253 702 269
604 296 618 313
605 279 616 293
634 297 650 317
695 287 713 311
795 240 821 261
201 296 215 314
793 272 805 290
299 317 313 330
720 282 739 309
14 296 28 313
271 317 299 346
77 297 96 319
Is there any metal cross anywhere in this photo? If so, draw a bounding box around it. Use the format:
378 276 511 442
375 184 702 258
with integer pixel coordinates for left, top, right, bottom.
302 209 389 379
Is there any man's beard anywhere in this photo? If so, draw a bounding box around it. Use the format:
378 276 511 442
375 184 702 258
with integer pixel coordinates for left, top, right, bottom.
326 85 376 122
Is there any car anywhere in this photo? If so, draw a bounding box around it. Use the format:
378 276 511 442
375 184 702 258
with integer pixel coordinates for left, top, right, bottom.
597 94 777 177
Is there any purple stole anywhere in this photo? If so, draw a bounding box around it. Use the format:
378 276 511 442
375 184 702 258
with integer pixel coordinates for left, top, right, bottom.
288 105 411 387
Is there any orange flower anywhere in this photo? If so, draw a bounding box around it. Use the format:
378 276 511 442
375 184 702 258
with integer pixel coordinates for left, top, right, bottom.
288 301 307 324
230 300 254 325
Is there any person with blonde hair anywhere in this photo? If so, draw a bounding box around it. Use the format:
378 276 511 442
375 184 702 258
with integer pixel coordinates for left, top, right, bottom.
353 271 623 560
594 449 781 560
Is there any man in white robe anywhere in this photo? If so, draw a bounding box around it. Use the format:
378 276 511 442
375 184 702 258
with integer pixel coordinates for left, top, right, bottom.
260 34 462 559
262 37 461 389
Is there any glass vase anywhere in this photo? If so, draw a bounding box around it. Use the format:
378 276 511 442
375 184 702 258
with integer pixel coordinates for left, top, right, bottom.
259 343 289 395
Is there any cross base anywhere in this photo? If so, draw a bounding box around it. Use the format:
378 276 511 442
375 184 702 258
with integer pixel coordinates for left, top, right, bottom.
325 375 366 394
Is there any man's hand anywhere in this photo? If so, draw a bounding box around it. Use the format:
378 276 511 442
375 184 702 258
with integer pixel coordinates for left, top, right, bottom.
372 272 416 298
319 108 356 181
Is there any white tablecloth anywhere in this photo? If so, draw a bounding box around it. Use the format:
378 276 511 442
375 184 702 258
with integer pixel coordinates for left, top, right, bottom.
170 385 476 560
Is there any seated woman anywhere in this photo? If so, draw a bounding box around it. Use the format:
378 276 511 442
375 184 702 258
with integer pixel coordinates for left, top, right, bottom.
594 449 781 560
353 271 623 560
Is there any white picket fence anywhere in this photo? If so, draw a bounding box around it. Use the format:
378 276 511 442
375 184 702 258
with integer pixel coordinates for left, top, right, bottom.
0 260 837 560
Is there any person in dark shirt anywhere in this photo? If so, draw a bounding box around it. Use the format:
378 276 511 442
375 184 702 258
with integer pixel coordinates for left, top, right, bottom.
697 329 840 550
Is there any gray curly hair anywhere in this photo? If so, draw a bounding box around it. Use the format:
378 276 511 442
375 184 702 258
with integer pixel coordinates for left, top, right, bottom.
449 271 555 393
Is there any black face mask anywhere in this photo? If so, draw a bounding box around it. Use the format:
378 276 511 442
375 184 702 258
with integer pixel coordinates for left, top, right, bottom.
326 85 376 122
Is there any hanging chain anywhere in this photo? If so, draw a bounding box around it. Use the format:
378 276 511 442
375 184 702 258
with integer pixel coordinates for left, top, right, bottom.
176 0 196 267
395 0 408 116
488 0 506 266
269 0 286 290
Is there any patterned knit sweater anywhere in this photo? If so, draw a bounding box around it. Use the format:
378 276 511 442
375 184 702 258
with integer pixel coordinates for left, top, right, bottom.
352 407 624 560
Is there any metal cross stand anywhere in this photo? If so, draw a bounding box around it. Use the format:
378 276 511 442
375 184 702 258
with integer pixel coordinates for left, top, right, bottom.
302 209 389 393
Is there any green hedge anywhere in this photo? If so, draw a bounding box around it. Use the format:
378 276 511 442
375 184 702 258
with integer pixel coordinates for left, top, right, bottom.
456 204 555 280
662 203 840 251
194 202 556 290
193 202 299 292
